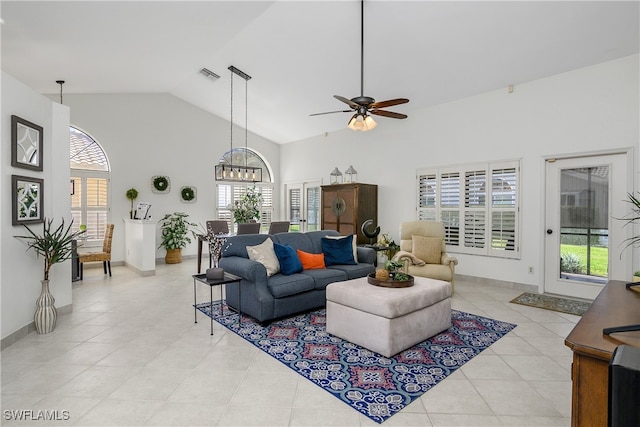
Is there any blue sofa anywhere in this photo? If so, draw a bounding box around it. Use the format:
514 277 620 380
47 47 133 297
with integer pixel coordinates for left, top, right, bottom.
219 230 376 323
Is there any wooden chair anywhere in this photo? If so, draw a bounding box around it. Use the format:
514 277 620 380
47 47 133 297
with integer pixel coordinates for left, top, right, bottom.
79 223 114 280
236 222 261 235
268 221 290 234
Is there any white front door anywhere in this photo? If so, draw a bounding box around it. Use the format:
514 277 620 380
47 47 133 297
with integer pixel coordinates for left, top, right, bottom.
285 180 321 233
544 152 632 300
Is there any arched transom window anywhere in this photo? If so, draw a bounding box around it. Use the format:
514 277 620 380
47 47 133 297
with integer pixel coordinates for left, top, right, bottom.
70 126 111 242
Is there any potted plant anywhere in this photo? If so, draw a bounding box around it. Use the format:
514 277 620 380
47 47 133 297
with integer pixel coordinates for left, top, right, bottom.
125 187 138 219
158 212 197 264
618 192 640 281
231 186 262 224
14 218 85 334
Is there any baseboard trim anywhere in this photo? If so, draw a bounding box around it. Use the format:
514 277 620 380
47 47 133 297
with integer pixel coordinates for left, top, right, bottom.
1 304 73 350
457 274 538 293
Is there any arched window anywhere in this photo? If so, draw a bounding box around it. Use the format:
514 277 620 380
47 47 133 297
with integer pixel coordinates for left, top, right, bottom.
216 147 274 232
70 126 111 243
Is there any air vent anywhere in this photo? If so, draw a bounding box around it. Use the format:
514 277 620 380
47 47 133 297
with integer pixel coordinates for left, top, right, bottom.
200 68 220 80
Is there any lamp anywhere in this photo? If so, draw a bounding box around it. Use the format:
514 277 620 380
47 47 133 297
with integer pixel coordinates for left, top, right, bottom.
215 66 262 182
330 167 343 185
347 113 377 132
345 165 358 183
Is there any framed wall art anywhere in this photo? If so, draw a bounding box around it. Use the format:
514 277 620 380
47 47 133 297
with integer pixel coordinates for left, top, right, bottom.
11 115 43 171
12 175 44 226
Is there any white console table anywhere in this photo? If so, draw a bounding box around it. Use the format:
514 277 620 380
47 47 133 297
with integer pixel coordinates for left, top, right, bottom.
123 218 157 276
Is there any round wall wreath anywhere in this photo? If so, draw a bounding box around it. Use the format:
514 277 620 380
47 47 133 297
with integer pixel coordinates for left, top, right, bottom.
180 186 197 203
152 175 170 193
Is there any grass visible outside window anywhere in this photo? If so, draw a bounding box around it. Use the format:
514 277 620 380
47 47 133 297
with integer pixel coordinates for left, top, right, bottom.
561 244 608 277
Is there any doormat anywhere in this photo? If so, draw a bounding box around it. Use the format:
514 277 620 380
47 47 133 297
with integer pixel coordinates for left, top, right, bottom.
510 292 591 316
196 301 516 424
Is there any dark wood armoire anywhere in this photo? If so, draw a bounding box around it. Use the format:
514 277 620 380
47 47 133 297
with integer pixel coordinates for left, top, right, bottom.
321 183 378 245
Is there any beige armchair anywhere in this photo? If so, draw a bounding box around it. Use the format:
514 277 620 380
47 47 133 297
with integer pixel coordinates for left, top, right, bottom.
393 221 458 291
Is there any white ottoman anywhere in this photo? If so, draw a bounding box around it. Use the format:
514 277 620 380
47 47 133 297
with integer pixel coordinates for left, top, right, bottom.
326 276 452 357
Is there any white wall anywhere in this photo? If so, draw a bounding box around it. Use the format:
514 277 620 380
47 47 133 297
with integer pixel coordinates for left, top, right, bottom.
59 94 281 262
280 55 640 288
1 72 71 340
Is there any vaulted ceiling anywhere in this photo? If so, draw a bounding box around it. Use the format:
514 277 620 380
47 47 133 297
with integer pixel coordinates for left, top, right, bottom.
2 1 638 144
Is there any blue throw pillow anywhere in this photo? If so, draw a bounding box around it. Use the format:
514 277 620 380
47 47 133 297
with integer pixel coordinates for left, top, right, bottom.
273 243 303 275
321 235 356 266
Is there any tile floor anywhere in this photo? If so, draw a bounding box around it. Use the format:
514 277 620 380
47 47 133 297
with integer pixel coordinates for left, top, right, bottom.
1 262 576 426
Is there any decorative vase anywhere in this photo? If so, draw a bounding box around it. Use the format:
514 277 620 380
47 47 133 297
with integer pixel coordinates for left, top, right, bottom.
34 279 57 334
206 267 225 280
165 248 182 264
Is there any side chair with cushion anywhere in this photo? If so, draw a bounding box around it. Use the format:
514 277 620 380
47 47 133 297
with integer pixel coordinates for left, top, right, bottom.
268 221 290 234
79 223 114 280
236 222 261 235
393 221 458 291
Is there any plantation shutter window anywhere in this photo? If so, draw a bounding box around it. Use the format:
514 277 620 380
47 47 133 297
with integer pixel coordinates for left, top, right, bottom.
416 160 520 258
69 126 111 245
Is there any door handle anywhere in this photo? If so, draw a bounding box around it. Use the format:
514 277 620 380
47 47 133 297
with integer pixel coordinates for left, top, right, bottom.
547 229 553 235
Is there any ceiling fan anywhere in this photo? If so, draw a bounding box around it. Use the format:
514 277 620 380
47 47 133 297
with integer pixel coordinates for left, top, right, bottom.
310 0 409 131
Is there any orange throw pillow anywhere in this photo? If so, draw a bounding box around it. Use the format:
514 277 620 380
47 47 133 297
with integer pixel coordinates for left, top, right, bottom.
296 249 326 270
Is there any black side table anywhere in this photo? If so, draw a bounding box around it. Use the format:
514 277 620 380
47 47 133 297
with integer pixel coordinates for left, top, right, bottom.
192 272 242 335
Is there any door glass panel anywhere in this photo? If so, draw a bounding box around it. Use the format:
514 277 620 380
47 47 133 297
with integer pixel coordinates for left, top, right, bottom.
289 188 301 231
306 186 320 231
559 167 609 284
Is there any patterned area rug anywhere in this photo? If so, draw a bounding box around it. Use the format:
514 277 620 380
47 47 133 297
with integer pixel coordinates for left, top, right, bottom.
510 292 591 316
195 301 516 424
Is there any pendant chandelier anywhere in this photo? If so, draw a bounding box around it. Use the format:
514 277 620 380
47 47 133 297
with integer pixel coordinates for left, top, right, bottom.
215 65 262 182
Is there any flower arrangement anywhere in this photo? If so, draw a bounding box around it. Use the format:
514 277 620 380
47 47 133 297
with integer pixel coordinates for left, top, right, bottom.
230 186 262 223
208 235 227 268
377 232 400 259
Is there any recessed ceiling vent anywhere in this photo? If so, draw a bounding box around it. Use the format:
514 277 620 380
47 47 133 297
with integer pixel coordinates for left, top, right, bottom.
200 68 220 80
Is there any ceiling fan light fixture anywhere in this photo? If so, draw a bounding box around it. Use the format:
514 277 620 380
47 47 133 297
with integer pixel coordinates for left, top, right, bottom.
348 113 376 132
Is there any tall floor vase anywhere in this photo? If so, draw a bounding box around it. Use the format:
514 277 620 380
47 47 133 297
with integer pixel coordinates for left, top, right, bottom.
34 279 57 334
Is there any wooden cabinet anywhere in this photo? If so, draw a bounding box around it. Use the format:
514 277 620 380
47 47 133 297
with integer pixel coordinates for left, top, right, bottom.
321 183 377 245
564 281 640 427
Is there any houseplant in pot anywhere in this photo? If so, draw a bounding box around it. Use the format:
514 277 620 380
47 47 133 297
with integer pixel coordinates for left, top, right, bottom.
231 186 262 224
14 218 85 334
125 187 139 219
158 212 197 264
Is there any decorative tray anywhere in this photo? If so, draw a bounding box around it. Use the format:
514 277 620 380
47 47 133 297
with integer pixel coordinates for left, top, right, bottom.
367 273 414 288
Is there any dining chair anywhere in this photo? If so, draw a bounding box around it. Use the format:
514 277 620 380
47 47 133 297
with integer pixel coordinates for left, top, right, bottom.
79 223 114 280
206 220 229 236
268 221 290 234
236 222 261 235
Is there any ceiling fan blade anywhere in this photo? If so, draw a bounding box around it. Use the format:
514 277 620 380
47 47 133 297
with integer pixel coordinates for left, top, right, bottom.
309 110 352 116
369 98 410 109
370 109 408 119
334 95 360 109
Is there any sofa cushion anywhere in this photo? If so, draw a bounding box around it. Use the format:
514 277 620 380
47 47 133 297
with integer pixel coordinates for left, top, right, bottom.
412 235 442 264
273 232 315 253
222 234 271 258
267 273 315 298
246 238 280 277
327 263 376 279
324 234 358 263
297 249 326 270
321 236 356 266
301 268 348 290
273 243 303 275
